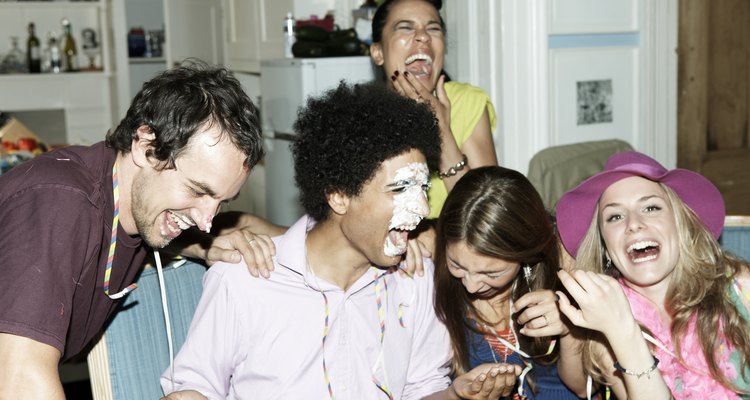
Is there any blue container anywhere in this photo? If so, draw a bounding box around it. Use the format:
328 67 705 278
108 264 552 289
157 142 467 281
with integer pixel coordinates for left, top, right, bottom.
128 32 146 57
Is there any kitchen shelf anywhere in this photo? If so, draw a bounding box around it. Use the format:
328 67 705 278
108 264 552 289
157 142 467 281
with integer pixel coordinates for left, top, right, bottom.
0 71 110 82
0 1 103 10
128 57 165 64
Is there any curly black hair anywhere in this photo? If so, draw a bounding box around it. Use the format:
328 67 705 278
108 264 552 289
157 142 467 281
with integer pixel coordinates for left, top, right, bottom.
105 59 264 171
292 81 441 222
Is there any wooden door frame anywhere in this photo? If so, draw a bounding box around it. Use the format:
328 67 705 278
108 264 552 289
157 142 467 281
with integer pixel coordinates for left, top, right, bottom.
676 0 709 172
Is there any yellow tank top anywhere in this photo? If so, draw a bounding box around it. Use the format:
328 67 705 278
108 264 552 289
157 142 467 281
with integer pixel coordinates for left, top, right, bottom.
427 81 497 219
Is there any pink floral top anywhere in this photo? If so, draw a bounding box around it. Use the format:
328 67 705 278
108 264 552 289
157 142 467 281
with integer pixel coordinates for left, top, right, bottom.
620 282 750 399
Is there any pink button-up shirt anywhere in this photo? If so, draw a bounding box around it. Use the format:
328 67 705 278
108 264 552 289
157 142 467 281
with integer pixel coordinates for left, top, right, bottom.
161 216 452 399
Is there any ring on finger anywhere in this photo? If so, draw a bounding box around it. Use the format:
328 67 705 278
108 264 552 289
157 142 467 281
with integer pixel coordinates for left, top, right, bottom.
247 238 257 245
542 314 550 326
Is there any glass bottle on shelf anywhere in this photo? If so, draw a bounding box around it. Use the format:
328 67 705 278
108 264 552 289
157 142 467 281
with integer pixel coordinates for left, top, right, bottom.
26 22 41 73
48 36 62 74
284 12 295 58
60 18 78 72
81 28 101 70
41 32 52 73
0 36 27 74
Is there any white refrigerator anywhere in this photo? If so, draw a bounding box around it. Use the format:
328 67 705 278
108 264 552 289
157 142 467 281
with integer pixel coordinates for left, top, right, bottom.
261 57 376 226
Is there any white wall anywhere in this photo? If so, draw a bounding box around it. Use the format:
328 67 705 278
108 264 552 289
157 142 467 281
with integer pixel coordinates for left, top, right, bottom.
444 0 678 173
230 71 266 216
124 0 164 31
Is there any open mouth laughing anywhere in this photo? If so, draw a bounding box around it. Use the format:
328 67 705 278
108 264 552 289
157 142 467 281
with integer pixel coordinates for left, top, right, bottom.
385 223 419 257
626 240 660 263
161 210 196 239
385 200 423 257
404 52 433 80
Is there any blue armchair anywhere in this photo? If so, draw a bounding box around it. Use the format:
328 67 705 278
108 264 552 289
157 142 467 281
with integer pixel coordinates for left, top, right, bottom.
720 215 750 262
87 259 207 399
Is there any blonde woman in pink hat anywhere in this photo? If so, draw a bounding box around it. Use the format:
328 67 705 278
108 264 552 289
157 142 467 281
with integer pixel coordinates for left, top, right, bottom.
553 151 750 399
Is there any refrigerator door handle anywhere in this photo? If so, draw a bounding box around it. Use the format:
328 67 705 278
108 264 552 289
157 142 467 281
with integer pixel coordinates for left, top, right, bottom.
273 132 297 141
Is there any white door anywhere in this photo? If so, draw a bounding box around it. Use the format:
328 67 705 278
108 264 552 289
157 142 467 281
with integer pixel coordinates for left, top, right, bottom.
225 0 292 73
164 0 225 67
225 0 261 72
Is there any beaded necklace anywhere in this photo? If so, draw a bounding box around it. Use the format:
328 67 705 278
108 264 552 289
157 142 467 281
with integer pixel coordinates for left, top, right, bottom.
308 264 394 400
104 162 137 299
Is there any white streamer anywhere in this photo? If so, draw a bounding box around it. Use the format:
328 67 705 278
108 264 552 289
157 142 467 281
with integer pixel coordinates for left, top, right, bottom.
154 250 175 393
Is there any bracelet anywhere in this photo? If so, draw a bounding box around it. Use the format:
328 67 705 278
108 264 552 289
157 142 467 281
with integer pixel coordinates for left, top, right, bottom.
614 356 660 379
438 154 468 179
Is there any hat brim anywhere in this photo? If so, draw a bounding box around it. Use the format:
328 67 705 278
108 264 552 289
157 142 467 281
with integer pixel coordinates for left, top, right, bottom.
557 165 725 258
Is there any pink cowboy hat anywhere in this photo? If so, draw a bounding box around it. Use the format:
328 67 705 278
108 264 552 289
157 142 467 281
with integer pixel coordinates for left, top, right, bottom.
556 151 725 258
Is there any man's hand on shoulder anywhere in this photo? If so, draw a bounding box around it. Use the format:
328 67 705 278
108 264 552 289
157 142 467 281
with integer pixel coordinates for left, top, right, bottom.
400 221 436 277
206 212 285 277
205 229 276 277
171 212 287 277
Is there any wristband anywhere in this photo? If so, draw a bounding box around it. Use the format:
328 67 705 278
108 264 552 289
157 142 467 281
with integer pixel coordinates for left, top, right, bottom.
614 356 660 379
438 154 468 179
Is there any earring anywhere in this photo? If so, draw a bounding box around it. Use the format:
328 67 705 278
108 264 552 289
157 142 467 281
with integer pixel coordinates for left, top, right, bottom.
605 257 612 272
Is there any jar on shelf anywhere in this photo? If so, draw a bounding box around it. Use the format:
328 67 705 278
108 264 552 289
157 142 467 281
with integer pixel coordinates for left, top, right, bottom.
0 36 27 74
127 27 146 57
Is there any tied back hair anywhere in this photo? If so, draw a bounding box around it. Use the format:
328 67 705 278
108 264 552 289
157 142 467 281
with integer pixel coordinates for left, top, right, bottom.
371 0 445 44
433 166 562 376
576 183 750 392
370 0 452 82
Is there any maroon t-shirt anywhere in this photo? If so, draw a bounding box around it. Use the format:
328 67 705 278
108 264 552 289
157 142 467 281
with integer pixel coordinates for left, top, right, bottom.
0 142 148 360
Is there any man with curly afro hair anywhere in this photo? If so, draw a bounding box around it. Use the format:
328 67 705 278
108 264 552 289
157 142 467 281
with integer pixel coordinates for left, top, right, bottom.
292 81 440 222
163 82 515 399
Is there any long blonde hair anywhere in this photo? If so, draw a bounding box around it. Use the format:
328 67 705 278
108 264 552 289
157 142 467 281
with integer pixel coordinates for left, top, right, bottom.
576 184 750 391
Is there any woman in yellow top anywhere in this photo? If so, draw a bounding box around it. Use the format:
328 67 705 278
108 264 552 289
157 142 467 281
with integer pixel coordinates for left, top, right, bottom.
370 0 499 222
190 0 496 278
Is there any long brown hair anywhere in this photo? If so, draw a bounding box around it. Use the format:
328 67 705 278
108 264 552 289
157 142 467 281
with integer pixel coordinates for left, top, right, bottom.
576 183 750 391
433 166 561 375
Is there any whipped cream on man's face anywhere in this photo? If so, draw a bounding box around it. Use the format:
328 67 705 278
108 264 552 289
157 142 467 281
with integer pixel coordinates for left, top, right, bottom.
384 162 430 257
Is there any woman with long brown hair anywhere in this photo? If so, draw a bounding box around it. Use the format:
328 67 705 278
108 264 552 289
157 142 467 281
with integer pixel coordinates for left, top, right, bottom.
434 166 580 399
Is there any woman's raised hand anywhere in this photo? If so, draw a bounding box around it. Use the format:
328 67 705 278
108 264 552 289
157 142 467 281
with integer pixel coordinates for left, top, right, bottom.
391 71 452 139
556 269 636 338
514 289 570 338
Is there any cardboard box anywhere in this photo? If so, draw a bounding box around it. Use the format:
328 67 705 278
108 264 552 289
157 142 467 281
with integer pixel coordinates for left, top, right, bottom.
0 114 47 153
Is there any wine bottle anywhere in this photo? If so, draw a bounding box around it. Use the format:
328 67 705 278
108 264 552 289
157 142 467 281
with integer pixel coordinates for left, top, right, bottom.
60 18 78 72
284 12 295 59
26 22 41 73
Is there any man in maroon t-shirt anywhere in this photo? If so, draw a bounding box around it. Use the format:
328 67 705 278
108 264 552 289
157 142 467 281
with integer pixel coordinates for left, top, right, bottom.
0 61 280 398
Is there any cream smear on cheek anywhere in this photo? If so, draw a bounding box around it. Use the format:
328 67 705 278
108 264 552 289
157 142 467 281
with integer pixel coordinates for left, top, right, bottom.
384 162 430 257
